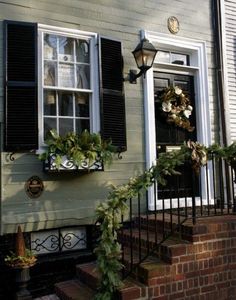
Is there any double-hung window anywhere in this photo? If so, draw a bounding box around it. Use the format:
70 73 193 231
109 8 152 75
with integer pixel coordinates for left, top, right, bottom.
4 21 126 153
39 27 99 146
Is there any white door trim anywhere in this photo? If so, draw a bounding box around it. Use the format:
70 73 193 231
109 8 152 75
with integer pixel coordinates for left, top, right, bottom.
141 30 212 210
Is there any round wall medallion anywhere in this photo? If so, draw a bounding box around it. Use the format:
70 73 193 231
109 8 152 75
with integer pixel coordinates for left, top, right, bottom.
25 176 44 199
167 16 180 34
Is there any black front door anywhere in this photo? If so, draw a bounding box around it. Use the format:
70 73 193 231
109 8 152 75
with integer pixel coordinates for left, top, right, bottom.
154 72 198 199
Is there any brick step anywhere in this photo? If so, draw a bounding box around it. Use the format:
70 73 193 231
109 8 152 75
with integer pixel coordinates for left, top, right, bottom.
119 228 190 263
134 214 183 234
118 228 163 251
54 280 95 300
75 259 173 289
122 246 162 277
76 262 100 290
76 262 148 299
133 214 235 242
180 215 236 242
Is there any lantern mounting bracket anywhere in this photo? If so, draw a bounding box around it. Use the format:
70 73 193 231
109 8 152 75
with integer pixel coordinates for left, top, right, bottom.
124 38 158 84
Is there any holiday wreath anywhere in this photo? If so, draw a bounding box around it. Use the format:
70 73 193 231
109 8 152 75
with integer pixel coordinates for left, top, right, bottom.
157 86 195 132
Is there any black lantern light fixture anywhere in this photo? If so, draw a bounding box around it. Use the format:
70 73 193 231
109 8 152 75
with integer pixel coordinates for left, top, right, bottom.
128 38 158 84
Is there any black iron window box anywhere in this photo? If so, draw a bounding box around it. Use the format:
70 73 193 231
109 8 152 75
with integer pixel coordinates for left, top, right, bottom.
43 154 103 173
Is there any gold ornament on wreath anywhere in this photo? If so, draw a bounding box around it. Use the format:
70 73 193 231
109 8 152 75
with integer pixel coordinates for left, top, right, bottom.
157 86 195 132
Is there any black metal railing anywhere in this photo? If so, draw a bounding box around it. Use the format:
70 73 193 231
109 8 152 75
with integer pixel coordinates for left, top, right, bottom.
119 155 236 277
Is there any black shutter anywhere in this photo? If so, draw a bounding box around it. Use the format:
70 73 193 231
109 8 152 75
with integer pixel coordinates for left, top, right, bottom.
99 37 127 152
4 20 38 151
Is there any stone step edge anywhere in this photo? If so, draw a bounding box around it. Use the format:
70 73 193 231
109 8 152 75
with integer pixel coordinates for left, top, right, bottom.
55 278 147 300
54 279 95 300
76 260 172 287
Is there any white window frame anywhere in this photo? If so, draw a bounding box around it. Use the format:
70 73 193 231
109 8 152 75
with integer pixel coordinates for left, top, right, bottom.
142 30 213 210
38 24 100 150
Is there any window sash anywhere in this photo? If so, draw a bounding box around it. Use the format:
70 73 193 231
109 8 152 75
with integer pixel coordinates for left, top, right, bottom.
38 26 99 148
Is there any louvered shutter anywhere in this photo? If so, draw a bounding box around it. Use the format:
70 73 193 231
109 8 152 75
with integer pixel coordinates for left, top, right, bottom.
99 37 127 152
4 20 38 151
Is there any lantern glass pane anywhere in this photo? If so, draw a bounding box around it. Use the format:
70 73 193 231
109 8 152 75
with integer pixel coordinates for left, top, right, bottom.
133 49 143 68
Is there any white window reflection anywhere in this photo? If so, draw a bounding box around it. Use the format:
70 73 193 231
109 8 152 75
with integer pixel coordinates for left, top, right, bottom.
58 63 74 88
42 32 91 141
58 37 74 62
44 61 56 86
44 34 57 60
77 65 90 89
156 50 189 66
76 40 89 63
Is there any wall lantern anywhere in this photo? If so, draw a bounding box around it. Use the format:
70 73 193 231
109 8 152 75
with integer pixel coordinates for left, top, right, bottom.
127 38 158 84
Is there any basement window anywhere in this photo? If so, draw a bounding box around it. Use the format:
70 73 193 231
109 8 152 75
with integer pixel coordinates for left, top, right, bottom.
30 227 87 255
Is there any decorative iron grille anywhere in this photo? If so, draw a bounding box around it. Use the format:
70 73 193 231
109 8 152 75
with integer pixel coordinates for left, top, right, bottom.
31 227 87 255
44 154 103 172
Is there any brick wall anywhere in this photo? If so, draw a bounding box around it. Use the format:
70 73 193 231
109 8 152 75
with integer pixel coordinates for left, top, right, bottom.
140 217 236 300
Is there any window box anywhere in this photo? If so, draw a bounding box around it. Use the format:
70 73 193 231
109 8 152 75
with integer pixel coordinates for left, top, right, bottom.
39 129 117 173
44 153 103 172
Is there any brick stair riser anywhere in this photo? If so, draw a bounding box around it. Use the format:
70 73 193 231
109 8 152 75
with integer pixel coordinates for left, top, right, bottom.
121 238 160 256
54 286 68 300
119 233 189 264
76 264 148 300
135 216 236 241
134 218 176 234
76 267 99 290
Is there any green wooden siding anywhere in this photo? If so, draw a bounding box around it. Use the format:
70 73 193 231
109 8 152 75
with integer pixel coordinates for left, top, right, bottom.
0 0 217 234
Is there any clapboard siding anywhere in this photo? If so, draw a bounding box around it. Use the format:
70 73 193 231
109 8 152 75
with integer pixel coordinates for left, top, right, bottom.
0 0 217 234
224 0 236 141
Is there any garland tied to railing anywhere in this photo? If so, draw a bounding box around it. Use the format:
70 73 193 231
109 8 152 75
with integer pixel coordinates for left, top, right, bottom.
94 141 236 300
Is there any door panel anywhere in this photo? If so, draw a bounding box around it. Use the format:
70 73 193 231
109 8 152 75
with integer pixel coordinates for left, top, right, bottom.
154 72 198 199
154 72 196 145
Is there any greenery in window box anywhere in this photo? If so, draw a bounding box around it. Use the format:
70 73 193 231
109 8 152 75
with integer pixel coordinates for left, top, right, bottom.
39 129 118 170
5 226 37 269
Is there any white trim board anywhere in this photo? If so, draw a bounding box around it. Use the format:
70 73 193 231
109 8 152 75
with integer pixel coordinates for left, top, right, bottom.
141 30 212 210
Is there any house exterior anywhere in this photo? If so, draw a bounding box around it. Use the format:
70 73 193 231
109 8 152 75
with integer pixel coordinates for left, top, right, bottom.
221 0 236 144
0 0 234 298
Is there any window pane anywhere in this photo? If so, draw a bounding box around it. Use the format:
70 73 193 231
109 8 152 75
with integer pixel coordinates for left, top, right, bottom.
44 34 57 60
76 40 89 63
44 61 56 86
44 118 56 140
59 63 75 88
75 93 89 117
77 65 90 89
76 119 90 134
44 90 56 116
58 92 73 116
156 51 170 64
59 118 73 136
58 37 74 62
171 53 188 65
174 80 188 91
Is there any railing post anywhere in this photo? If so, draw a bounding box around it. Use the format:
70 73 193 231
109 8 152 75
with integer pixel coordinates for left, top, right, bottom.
231 163 236 213
192 169 196 225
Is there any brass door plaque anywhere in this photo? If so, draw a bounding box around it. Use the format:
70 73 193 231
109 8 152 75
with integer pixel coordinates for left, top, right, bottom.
25 176 44 198
167 16 180 34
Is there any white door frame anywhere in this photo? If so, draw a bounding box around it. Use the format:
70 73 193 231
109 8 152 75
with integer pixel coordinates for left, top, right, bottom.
141 30 212 210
